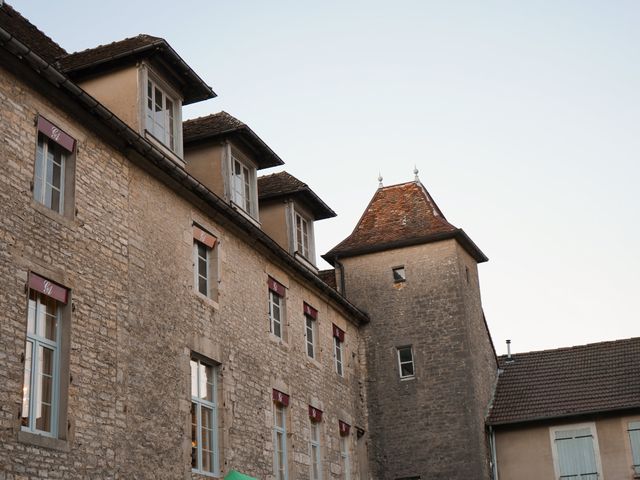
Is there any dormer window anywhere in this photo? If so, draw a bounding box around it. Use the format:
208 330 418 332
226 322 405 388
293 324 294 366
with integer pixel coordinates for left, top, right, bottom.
294 211 312 259
229 150 257 218
146 78 178 152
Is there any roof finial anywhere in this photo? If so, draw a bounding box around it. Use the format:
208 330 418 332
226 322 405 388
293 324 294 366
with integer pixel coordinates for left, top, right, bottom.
378 172 383 188
413 165 420 182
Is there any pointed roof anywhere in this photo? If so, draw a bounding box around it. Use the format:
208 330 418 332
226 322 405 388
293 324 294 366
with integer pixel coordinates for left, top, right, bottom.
487 337 640 426
183 111 284 169
57 34 215 105
323 181 487 263
258 171 336 220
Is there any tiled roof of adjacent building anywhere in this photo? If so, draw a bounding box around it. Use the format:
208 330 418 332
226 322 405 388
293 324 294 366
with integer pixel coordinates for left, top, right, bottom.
487 337 640 426
258 171 336 220
317 269 337 290
184 112 284 169
323 181 487 263
0 3 67 62
57 34 215 105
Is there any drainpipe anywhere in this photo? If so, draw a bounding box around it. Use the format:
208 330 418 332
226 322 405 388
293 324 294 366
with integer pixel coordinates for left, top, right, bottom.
334 256 346 297
489 426 499 480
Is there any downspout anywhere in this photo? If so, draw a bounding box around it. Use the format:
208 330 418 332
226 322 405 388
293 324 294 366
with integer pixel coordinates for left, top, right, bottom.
335 256 346 297
489 426 499 480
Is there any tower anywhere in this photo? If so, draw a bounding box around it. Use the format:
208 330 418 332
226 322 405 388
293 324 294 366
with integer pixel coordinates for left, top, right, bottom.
324 177 497 479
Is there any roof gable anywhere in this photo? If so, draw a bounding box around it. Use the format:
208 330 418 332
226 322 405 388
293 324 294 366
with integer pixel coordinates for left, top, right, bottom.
487 337 640 426
324 181 486 262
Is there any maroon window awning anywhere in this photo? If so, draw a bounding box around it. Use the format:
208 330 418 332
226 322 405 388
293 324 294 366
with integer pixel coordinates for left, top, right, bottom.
339 420 351 436
37 116 75 153
272 389 290 407
29 272 68 304
268 277 286 297
333 324 345 342
303 302 318 319
308 405 323 422
193 225 217 249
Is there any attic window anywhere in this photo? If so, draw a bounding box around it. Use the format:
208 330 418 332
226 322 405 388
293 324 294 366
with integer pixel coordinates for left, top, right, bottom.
392 266 406 283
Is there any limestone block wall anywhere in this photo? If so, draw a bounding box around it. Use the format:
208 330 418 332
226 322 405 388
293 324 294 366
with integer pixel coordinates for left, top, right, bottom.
341 239 497 480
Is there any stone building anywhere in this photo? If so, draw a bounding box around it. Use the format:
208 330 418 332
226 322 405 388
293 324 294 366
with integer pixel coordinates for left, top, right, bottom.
0 3 501 480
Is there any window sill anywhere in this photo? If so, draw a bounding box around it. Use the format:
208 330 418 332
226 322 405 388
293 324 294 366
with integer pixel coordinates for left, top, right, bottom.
294 252 318 273
18 430 70 452
193 290 219 310
230 201 261 228
191 469 221 479
31 199 77 228
400 376 416 382
269 333 290 350
144 131 185 168
305 355 322 370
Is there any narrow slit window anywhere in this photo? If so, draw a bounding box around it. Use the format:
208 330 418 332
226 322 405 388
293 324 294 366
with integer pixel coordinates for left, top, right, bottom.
397 346 415 379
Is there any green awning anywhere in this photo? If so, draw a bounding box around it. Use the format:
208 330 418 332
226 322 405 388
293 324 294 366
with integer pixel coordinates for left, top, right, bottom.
224 470 258 480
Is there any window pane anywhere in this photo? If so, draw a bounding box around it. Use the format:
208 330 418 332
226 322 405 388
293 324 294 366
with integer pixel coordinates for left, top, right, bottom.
191 402 198 468
273 321 281 338
198 276 208 296
190 360 198 397
21 341 33 427
35 403 51 432
202 364 215 402
27 291 37 334
40 346 54 376
34 137 45 203
399 347 412 363
401 363 414 377
201 406 214 472
41 295 58 341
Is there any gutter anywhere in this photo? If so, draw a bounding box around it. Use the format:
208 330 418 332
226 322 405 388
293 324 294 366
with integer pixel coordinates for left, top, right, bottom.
489 426 499 480
0 26 369 326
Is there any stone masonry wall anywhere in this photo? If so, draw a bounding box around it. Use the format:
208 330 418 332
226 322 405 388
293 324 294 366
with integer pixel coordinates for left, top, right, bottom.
0 64 367 479
341 239 497 480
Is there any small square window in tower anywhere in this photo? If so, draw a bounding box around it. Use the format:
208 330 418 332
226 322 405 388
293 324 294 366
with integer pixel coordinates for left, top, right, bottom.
392 266 406 283
397 346 415 379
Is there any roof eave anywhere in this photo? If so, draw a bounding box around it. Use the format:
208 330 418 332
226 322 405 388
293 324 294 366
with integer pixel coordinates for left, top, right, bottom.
259 190 337 220
323 229 488 264
487 405 640 427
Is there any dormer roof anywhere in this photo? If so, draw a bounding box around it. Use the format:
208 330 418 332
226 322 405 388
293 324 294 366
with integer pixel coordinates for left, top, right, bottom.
323 180 487 263
57 34 215 105
258 171 336 220
184 111 284 169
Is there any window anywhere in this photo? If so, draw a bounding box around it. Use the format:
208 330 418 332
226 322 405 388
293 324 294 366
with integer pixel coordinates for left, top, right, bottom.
339 419 351 480
268 277 286 339
629 421 640 476
295 211 311 259
392 266 406 283
273 390 289 480
193 225 218 301
230 153 257 216
21 273 68 438
304 303 318 359
397 346 415 379
33 116 75 216
550 424 601 480
145 77 178 152
333 325 345 377
309 417 322 480
191 357 219 476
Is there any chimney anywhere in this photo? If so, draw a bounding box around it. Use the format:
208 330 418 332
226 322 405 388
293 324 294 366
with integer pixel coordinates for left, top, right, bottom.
505 339 514 363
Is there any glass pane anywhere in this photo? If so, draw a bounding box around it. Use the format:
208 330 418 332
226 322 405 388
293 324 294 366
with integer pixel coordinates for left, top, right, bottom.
34 137 45 203
276 406 285 427
399 347 412 363
307 340 314 358
198 276 208 296
201 364 215 401
197 242 207 259
198 257 207 275
21 341 33 426
35 403 51 432
273 321 281 338
401 363 414 377
42 295 58 341
27 291 37 334
40 346 54 376
201 407 213 472
190 360 198 397
191 403 198 468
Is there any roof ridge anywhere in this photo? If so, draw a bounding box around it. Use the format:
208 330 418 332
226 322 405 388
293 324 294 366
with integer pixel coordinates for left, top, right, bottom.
500 336 640 359
1 3 67 58
61 33 164 58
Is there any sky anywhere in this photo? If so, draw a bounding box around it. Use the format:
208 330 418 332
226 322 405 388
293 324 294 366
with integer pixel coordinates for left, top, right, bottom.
13 1 640 355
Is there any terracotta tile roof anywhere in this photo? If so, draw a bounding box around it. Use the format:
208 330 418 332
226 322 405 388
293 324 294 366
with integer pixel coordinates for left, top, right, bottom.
57 34 214 105
183 112 284 169
324 181 487 263
317 269 337 290
487 337 640 426
258 171 336 220
0 3 67 63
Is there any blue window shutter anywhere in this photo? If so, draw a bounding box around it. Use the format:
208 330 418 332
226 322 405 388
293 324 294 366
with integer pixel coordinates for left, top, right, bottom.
629 422 640 474
555 428 598 479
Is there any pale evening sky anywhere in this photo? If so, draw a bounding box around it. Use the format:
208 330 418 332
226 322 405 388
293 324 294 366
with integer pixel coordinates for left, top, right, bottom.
13 1 640 355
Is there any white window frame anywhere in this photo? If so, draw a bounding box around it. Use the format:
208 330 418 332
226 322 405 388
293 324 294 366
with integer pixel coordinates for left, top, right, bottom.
629 421 640 476
34 133 66 215
392 266 406 283
305 314 317 359
274 402 288 480
397 346 415 380
269 290 284 339
334 336 344 377
309 419 322 480
229 149 258 218
140 65 183 158
549 422 603 480
21 290 61 437
294 210 312 259
340 435 351 480
194 241 210 297
191 356 219 476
